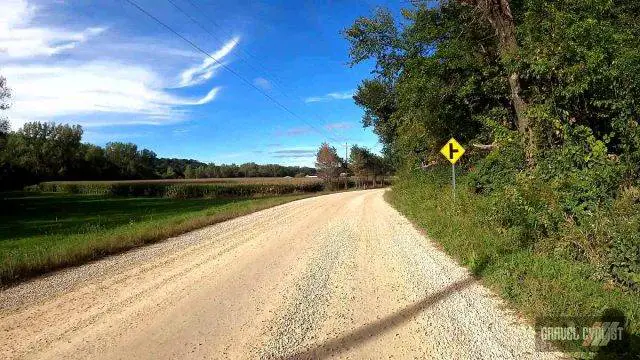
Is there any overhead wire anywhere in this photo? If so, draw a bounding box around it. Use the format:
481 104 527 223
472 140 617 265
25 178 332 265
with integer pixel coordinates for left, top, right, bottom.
169 0 348 143
121 0 341 143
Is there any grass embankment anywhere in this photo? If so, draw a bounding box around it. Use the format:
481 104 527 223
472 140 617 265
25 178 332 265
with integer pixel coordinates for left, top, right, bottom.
388 169 640 357
0 192 313 286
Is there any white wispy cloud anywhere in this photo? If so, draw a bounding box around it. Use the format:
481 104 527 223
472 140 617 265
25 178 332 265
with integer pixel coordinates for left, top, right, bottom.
275 126 313 137
1 0 237 128
325 122 354 131
178 37 239 87
270 148 317 158
0 0 106 58
4 63 222 127
253 77 271 91
304 90 354 103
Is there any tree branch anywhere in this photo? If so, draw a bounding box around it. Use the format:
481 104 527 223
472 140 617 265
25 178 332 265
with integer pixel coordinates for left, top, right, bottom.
472 142 498 150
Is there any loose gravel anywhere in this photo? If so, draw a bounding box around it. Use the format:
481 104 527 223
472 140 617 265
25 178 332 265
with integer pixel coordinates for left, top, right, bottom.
0 189 565 359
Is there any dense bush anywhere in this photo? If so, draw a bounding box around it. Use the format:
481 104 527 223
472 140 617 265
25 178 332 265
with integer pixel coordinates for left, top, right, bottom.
556 188 640 291
467 138 526 193
429 151 640 293
491 175 564 248
534 125 625 221
458 121 636 291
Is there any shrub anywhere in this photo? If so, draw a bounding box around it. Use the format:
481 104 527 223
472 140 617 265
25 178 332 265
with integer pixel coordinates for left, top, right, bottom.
491 174 564 248
23 184 39 192
535 125 625 221
557 187 640 291
467 139 526 193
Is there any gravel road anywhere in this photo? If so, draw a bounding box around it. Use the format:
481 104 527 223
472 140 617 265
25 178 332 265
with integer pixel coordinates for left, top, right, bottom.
0 189 564 359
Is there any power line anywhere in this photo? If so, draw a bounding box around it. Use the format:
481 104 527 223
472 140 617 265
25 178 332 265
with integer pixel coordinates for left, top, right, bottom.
168 0 347 143
180 0 292 97
121 0 340 143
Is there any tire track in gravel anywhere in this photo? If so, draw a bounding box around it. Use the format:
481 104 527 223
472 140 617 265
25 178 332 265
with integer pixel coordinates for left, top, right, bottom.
257 194 365 359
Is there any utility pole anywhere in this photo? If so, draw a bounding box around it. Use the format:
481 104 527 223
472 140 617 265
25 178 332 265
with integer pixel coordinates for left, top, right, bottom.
344 142 348 190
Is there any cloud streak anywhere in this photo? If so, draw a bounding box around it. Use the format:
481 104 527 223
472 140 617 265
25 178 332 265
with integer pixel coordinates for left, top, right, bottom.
4 63 222 127
178 37 239 87
1 0 238 128
276 126 313 137
253 77 271 91
0 0 106 58
270 148 316 158
304 90 354 103
325 122 354 131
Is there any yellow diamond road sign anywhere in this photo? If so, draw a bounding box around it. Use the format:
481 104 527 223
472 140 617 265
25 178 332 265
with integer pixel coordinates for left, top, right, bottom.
440 138 465 165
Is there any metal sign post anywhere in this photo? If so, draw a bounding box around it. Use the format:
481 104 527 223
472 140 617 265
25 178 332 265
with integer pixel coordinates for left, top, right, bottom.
440 138 465 200
452 163 456 200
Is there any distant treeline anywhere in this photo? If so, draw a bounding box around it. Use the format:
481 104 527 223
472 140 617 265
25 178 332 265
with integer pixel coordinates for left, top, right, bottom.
0 121 315 190
182 162 315 180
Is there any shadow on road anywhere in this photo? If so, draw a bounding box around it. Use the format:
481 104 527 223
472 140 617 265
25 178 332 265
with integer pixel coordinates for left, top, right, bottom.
277 276 476 360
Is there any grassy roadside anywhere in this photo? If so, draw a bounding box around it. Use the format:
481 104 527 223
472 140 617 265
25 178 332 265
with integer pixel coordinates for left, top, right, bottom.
387 170 640 357
0 192 317 286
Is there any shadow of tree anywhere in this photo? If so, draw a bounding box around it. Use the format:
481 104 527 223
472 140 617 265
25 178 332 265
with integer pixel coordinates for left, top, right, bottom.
276 276 476 360
592 308 640 360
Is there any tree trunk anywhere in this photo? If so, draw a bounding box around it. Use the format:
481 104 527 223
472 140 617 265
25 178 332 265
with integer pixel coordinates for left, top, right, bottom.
458 0 533 160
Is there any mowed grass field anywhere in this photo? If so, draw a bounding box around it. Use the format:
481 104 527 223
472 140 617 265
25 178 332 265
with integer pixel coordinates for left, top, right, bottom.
0 177 328 286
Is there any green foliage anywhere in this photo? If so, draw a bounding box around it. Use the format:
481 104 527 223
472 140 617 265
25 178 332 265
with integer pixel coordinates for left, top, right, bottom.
344 8 403 79
467 138 525 193
349 145 390 188
389 169 640 352
556 188 640 291
0 193 313 285
535 125 624 220
347 0 640 294
4 122 83 182
345 2 510 162
0 120 319 190
493 175 564 248
0 75 10 120
183 164 195 179
518 0 640 136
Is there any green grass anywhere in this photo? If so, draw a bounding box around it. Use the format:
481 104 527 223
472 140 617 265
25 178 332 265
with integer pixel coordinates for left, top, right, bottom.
0 192 313 286
388 170 640 358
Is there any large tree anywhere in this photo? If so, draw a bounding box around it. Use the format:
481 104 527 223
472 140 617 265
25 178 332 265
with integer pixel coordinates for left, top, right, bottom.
457 0 528 133
345 3 507 163
346 0 640 172
0 75 11 144
0 75 12 188
10 122 84 179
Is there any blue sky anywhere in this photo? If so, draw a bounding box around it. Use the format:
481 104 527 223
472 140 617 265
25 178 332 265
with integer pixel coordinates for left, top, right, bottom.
1 0 405 166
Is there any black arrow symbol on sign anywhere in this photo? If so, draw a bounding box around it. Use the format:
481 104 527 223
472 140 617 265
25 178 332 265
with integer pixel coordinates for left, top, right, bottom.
449 143 459 160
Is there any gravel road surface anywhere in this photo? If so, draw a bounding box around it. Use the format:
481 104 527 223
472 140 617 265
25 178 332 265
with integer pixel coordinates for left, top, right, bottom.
0 189 564 359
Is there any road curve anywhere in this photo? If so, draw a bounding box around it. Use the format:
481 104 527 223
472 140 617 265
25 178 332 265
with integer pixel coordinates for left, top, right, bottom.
0 189 563 359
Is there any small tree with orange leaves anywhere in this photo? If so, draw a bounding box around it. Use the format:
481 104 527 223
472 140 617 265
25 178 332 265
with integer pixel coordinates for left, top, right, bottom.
315 142 341 188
